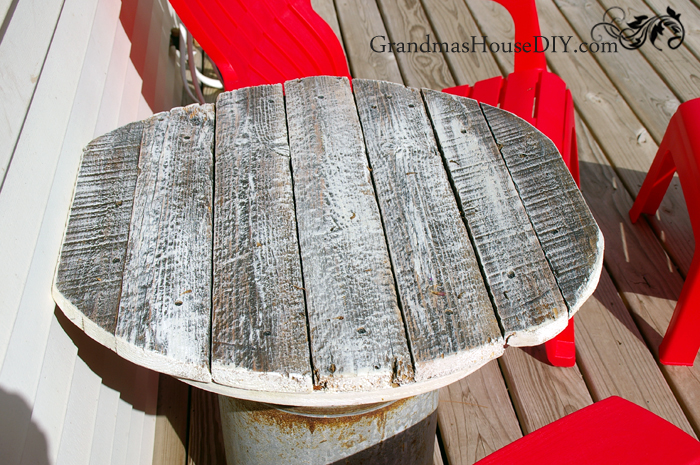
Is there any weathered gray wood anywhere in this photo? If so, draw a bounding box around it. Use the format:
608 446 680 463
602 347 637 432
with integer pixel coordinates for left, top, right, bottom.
285 76 413 391
212 85 313 393
353 79 503 382
423 90 568 346
116 105 215 382
481 104 604 316
53 121 144 338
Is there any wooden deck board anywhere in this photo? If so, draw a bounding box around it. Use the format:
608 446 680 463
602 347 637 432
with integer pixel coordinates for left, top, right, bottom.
172 0 700 462
375 0 455 89
552 0 680 142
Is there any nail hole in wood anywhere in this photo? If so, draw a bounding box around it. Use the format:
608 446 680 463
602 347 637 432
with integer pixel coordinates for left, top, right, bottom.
329 364 336 373
174 300 183 306
357 327 367 334
263 330 271 336
507 271 515 279
408 103 415 108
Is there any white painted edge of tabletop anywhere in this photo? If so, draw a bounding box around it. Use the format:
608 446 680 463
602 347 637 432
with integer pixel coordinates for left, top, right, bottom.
180 340 503 407
54 276 504 406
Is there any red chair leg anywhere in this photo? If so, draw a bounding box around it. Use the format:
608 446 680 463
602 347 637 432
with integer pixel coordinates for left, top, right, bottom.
545 317 575 367
660 255 700 365
629 138 677 223
630 99 700 365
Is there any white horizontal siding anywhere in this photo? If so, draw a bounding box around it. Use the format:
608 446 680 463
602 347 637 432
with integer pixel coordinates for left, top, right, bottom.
0 0 182 462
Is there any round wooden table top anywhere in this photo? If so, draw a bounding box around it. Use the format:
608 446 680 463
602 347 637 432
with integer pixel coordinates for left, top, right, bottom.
53 77 603 406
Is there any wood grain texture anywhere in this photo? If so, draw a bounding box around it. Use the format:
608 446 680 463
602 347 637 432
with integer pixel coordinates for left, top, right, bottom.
437 361 522 465
116 105 214 382
334 0 404 83
481 104 603 316
498 346 593 434
187 389 227 465
285 76 413 391
552 0 680 143
212 85 312 392
354 79 503 381
424 90 567 346
54 121 144 336
420 0 502 86
375 0 455 89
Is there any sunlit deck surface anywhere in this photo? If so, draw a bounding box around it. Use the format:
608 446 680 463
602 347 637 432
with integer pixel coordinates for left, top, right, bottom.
152 0 700 462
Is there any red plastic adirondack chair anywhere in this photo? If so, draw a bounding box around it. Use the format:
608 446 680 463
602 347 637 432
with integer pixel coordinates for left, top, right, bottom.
474 396 700 464
168 0 350 90
443 0 579 367
630 98 700 366
169 0 578 367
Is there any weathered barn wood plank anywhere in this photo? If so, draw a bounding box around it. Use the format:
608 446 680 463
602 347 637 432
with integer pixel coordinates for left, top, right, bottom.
116 105 214 382
354 79 503 382
437 360 522 465
552 0 680 143
334 0 403 83
285 76 413 391
574 118 700 436
54 121 144 339
420 0 502 86
212 85 312 392
481 104 603 316
375 0 455 89
424 90 567 345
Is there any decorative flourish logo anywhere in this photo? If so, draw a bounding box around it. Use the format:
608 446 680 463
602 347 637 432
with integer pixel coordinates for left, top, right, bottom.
590 6 684 50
